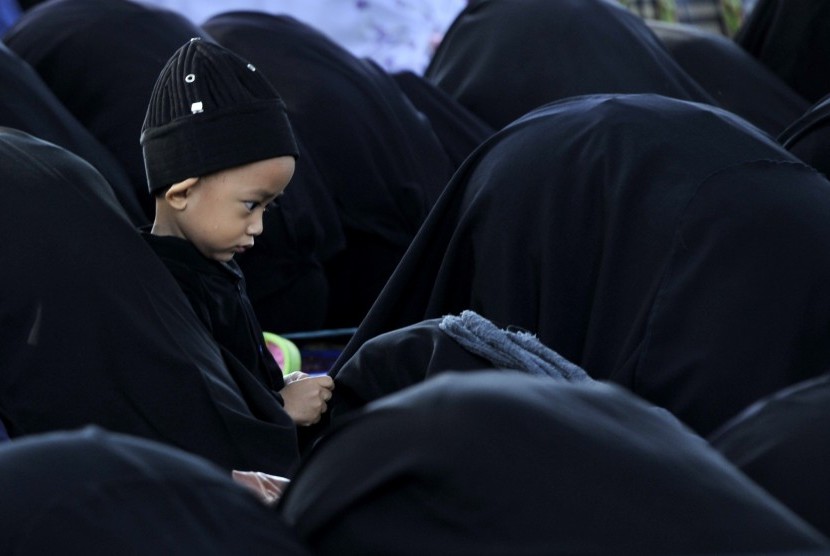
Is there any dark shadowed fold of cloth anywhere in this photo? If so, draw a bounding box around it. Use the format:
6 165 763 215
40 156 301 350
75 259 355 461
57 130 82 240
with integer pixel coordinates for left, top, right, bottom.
281 372 829 555
647 20 809 136
425 0 716 130
203 11 454 328
392 70 495 169
0 129 299 477
709 372 830 538
779 94 830 179
735 0 830 104
0 427 311 555
0 42 144 225
330 93 830 436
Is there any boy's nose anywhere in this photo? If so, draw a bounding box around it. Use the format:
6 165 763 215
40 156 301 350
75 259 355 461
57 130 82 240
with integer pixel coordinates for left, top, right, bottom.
247 214 264 236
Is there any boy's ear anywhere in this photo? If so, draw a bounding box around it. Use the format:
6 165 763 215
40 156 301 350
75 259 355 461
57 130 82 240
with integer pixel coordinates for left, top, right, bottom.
164 177 199 210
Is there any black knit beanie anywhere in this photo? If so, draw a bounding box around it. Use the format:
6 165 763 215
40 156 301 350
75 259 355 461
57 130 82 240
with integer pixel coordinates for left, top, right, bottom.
141 38 299 194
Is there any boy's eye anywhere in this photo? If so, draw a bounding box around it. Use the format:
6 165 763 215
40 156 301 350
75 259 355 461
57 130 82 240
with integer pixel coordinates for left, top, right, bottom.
265 198 281 211
243 201 259 212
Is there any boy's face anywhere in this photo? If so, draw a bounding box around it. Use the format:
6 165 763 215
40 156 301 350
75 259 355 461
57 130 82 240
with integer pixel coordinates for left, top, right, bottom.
173 156 295 262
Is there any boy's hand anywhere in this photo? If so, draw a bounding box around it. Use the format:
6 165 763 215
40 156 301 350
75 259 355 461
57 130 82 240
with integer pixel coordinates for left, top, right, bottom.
280 375 334 426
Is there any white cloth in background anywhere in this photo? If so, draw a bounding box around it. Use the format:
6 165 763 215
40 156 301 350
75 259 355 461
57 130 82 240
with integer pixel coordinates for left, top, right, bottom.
137 0 467 74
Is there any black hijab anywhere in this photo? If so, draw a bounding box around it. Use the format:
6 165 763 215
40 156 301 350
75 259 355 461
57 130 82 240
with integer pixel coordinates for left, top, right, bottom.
331 93 830 436
424 0 715 130
735 0 830 104
647 20 809 136
709 372 830 538
0 41 144 225
3 0 211 222
0 128 299 476
203 11 454 328
281 371 828 555
0 427 310 555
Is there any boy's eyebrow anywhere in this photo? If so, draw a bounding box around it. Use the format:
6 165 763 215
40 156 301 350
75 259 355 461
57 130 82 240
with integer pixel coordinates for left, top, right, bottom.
246 188 282 201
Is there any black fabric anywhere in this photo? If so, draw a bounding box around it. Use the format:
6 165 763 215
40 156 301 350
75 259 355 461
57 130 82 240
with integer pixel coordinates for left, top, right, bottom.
141 38 298 193
779 94 830 179
142 233 286 394
281 371 828 555
647 20 809 136
709 373 830 537
424 0 715 130
331 93 830 436
329 318 491 422
392 70 495 170
0 427 310 555
0 128 298 476
202 12 454 328
0 41 144 225
735 0 830 104
3 0 212 221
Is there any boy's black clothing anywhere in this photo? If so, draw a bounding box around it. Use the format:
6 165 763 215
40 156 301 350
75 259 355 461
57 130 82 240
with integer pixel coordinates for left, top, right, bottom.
142 232 286 398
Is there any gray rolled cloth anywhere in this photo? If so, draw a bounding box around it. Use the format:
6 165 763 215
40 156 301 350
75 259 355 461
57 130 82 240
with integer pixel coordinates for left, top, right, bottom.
438 310 591 382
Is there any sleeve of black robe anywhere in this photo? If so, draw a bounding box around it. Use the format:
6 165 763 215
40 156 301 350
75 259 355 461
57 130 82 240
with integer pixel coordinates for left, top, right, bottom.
0 426 311 556
280 371 829 555
0 128 299 477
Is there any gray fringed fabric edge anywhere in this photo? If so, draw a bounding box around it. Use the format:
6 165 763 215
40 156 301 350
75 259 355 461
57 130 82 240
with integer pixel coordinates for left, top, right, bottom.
438 310 591 383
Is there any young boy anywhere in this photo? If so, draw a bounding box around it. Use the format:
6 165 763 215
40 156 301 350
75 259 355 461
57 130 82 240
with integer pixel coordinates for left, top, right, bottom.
140 37 333 428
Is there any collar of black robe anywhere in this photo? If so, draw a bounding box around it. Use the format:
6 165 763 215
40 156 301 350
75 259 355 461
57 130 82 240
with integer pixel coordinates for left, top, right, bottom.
140 229 243 284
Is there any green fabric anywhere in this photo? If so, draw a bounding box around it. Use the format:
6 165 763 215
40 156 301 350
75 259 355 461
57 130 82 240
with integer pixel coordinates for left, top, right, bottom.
263 332 302 374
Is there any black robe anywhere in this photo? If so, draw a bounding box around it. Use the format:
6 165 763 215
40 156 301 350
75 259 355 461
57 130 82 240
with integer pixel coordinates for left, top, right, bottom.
281 371 828 555
709 372 830 538
735 0 830 104
0 128 298 476
424 0 715 130
0 41 143 225
202 11 454 328
0 427 310 555
142 233 286 394
647 20 809 136
2 0 211 222
330 93 830 436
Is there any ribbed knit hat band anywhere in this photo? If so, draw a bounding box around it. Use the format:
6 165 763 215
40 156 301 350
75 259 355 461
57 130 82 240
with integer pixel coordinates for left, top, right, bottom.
141 38 299 194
